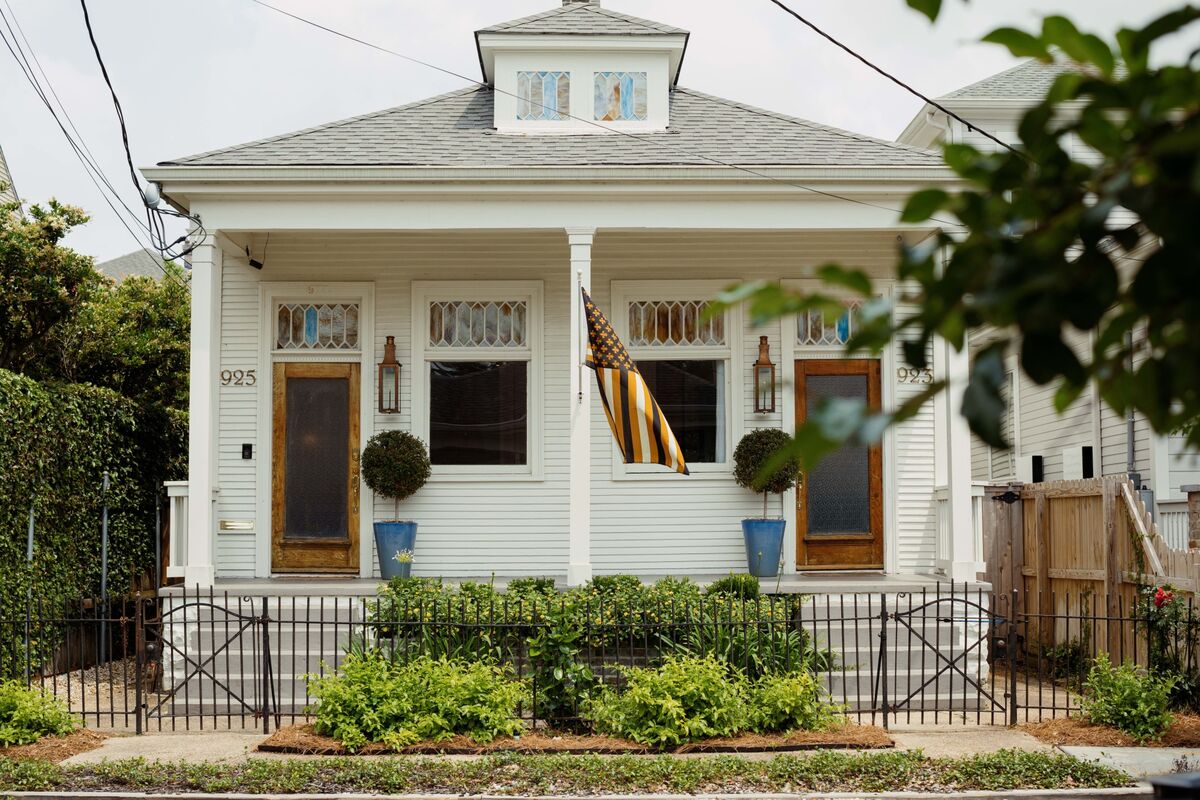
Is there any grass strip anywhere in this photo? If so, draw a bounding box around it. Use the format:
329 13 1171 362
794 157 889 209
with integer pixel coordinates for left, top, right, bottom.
0 750 1130 795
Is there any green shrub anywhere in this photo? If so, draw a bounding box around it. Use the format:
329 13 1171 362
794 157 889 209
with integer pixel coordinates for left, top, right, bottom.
748 672 842 733
1080 654 1174 742
307 652 526 751
586 655 747 747
360 431 431 518
0 681 78 746
705 573 760 600
733 429 800 519
507 577 558 596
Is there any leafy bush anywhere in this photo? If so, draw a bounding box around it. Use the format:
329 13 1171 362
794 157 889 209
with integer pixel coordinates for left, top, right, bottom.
733 429 800 517
360 431 431 518
705 573 760 600
507 577 558 596
586 656 747 747
748 672 842 733
1080 654 1174 742
527 607 595 728
0 681 77 746
307 652 526 751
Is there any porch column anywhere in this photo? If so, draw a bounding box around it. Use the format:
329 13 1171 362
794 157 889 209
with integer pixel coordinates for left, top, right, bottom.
566 227 595 586
937 332 982 582
185 235 220 586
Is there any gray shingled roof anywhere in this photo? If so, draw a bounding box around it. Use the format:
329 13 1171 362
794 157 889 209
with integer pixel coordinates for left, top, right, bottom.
96 248 166 281
477 1 686 37
160 86 943 168
939 59 1112 100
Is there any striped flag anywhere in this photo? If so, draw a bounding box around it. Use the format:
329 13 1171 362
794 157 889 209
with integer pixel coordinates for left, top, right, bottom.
582 288 689 475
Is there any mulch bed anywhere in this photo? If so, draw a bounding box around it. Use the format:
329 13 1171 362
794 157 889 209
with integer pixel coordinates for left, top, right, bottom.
258 722 892 755
1023 713 1200 747
0 729 108 762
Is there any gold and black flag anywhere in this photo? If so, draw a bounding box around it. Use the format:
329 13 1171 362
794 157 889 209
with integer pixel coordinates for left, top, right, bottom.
582 288 689 475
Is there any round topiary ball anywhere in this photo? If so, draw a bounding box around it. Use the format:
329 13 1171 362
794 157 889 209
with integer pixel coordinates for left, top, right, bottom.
733 428 800 495
361 431 431 508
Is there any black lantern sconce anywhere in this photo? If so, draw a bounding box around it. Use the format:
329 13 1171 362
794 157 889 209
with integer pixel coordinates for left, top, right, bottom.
378 335 401 414
753 335 776 413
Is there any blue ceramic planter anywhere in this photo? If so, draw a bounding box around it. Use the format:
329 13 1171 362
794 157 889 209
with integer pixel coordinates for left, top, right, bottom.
742 519 785 577
374 521 417 580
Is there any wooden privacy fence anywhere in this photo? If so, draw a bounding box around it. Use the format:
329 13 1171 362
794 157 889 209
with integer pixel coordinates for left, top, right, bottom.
983 475 1200 656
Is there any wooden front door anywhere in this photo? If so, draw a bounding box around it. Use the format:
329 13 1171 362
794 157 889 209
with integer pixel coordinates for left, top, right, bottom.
795 359 884 570
272 362 360 573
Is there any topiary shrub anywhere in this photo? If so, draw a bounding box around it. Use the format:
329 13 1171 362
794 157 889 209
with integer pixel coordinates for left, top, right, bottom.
733 429 800 518
360 431 431 519
0 682 77 746
1080 653 1174 742
585 655 747 747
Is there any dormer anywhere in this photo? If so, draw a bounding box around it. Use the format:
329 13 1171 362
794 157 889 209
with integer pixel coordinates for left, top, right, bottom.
475 0 689 134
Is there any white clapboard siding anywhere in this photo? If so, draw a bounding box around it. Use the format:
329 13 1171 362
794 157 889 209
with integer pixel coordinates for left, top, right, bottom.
891 291 937 573
1167 433 1200 498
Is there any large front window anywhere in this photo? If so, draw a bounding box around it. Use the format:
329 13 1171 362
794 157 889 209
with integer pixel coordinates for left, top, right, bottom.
614 285 736 472
413 284 543 478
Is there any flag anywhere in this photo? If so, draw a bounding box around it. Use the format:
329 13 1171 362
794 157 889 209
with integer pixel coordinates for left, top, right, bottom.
582 288 689 475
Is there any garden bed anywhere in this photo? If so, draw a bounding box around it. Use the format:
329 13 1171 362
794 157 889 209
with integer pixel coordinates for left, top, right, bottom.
258 722 892 755
1022 713 1200 747
0 730 107 763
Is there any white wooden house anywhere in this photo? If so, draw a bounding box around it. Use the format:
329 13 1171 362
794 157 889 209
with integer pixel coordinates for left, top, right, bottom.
148 0 1000 589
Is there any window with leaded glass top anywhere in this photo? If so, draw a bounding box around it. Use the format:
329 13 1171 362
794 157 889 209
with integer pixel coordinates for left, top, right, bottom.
594 72 648 121
276 303 360 350
517 71 570 121
428 300 527 348
627 300 724 347
796 301 862 347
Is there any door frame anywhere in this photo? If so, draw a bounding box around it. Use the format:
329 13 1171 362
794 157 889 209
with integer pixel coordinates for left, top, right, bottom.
257 282 375 578
794 359 884 570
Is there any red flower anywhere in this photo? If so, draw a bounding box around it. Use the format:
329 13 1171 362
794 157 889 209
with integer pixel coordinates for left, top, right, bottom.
1154 587 1174 608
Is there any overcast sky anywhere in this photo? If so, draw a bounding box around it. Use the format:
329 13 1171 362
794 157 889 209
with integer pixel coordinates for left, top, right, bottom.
0 0 1190 261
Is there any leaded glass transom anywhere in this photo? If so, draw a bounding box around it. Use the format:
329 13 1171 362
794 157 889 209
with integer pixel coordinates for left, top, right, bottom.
796 301 863 347
429 301 528 348
627 300 725 347
594 71 648 121
517 71 570 121
275 303 360 350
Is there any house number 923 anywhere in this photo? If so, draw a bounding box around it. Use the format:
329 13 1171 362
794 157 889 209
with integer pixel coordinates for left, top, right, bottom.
896 367 933 384
220 369 257 386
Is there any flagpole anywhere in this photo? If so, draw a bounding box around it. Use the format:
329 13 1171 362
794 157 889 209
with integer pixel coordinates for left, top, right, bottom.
577 268 584 403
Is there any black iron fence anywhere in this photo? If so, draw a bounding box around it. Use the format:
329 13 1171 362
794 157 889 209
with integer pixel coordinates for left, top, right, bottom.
2 584 1193 733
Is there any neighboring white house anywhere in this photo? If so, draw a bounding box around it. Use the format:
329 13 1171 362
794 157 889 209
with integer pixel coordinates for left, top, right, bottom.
145 0 1012 588
898 60 1200 549
0 144 18 205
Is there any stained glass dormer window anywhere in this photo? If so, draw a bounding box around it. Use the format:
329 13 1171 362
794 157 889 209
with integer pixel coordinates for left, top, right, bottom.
594 72 647 121
276 303 360 350
517 71 570 121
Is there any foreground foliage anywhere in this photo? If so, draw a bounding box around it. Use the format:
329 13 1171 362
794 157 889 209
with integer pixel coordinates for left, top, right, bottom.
0 750 1131 794
0 682 76 747
307 653 525 751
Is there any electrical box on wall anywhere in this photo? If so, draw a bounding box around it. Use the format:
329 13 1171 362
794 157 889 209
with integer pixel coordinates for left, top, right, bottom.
1017 454 1044 484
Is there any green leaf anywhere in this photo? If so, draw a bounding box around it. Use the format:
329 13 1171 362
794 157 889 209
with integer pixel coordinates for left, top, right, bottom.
906 0 942 22
1042 16 1115 74
981 27 1049 59
963 343 1009 448
901 189 950 223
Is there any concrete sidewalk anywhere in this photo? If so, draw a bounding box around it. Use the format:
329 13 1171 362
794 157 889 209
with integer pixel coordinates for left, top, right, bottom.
62 726 1052 765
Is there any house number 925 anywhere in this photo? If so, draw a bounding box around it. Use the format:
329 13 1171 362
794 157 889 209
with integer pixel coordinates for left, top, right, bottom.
896 367 933 384
220 369 257 386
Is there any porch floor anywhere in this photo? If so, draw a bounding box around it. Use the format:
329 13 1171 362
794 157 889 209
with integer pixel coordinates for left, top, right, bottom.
162 572 987 597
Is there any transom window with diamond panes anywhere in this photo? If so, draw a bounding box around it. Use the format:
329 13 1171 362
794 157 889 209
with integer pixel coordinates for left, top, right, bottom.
796 300 863 347
517 71 570 121
594 72 647 121
428 300 527 348
627 300 724 347
276 303 360 350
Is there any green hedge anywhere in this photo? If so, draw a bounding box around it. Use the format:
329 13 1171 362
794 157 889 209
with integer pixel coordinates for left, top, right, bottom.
0 369 185 676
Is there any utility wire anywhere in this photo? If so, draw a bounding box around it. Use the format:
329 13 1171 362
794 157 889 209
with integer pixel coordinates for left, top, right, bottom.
765 0 1021 157
247 0 959 225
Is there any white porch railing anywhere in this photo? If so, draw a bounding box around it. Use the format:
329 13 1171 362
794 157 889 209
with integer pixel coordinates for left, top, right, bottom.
164 481 189 579
933 483 987 570
1159 500 1190 550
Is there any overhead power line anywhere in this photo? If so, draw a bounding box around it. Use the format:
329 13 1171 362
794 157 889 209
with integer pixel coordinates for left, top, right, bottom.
764 0 1021 157
247 0 959 226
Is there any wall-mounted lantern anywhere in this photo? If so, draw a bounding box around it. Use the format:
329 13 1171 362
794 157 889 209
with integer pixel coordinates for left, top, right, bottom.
378 335 401 414
753 335 776 414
